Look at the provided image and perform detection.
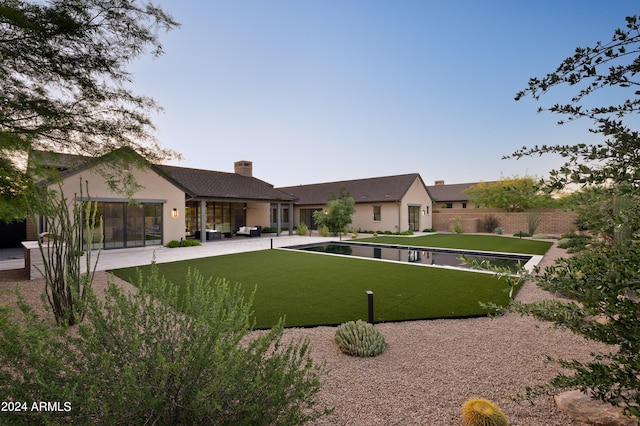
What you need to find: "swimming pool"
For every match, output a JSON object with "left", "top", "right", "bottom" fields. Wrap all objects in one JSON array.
[{"left": 282, "top": 241, "right": 534, "bottom": 271}]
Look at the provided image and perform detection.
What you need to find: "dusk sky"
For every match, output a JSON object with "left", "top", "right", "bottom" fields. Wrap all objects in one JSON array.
[{"left": 130, "top": 1, "right": 637, "bottom": 188}]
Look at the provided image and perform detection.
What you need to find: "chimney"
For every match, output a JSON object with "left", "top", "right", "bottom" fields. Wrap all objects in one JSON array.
[
  {"left": 434, "top": 180, "right": 445, "bottom": 185},
  {"left": 234, "top": 160, "right": 253, "bottom": 177}
]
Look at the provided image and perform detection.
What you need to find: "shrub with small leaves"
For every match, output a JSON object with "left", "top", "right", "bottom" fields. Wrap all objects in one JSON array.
[
  {"left": 334, "top": 320, "right": 387, "bottom": 357},
  {"left": 461, "top": 398, "right": 509, "bottom": 426}
]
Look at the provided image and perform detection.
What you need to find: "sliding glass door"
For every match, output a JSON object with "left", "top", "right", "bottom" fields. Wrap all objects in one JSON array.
[{"left": 84, "top": 201, "right": 163, "bottom": 249}]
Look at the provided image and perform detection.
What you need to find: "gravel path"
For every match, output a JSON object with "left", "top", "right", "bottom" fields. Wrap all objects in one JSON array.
[{"left": 0, "top": 242, "right": 611, "bottom": 425}]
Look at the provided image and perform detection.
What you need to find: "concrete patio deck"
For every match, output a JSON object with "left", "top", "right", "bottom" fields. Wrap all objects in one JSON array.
[{"left": 0, "top": 234, "right": 334, "bottom": 278}]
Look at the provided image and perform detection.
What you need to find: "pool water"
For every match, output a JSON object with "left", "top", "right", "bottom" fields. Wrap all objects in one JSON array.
[{"left": 283, "top": 241, "right": 531, "bottom": 271}]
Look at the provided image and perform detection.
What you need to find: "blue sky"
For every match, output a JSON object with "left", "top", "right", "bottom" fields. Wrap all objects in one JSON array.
[{"left": 131, "top": 1, "right": 637, "bottom": 187}]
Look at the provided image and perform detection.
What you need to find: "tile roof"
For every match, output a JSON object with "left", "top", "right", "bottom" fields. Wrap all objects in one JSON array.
[
  {"left": 278, "top": 173, "right": 424, "bottom": 205},
  {"left": 157, "top": 165, "right": 296, "bottom": 202},
  {"left": 30, "top": 150, "right": 296, "bottom": 202}
]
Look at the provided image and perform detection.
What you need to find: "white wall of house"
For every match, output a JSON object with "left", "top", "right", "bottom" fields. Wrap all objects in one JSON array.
[{"left": 58, "top": 165, "right": 186, "bottom": 245}]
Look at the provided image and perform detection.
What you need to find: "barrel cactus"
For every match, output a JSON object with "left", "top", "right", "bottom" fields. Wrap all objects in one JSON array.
[
  {"left": 461, "top": 398, "right": 508, "bottom": 426},
  {"left": 334, "top": 320, "right": 387, "bottom": 357}
]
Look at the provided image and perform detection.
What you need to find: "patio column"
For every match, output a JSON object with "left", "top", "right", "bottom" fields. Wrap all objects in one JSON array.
[
  {"left": 276, "top": 202, "right": 282, "bottom": 236},
  {"left": 200, "top": 200, "right": 206, "bottom": 243},
  {"left": 289, "top": 202, "right": 294, "bottom": 235}
]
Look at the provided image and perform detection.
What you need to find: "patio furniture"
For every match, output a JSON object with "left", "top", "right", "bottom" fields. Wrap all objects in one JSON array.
[{"left": 236, "top": 226, "right": 262, "bottom": 237}]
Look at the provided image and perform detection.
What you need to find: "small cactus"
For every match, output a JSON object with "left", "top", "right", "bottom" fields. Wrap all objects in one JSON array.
[
  {"left": 334, "top": 320, "right": 387, "bottom": 357},
  {"left": 461, "top": 398, "right": 508, "bottom": 426}
]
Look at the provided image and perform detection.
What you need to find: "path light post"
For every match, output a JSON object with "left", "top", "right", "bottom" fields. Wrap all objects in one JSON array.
[{"left": 366, "top": 290, "right": 374, "bottom": 324}]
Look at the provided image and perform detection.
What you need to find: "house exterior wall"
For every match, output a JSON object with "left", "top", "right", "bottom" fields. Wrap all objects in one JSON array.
[
  {"left": 58, "top": 166, "right": 186, "bottom": 244},
  {"left": 246, "top": 202, "right": 270, "bottom": 228},
  {"left": 291, "top": 177, "right": 433, "bottom": 233},
  {"left": 397, "top": 177, "right": 433, "bottom": 232}
]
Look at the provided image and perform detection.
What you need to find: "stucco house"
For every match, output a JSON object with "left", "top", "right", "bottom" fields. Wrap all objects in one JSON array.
[
  {"left": 26, "top": 149, "right": 433, "bottom": 249},
  {"left": 29, "top": 150, "right": 296, "bottom": 249},
  {"left": 278, "top": 174, "right": 432, "bottom": 233}
]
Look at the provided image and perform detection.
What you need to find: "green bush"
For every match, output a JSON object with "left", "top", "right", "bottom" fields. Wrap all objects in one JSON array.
[
  {"left": 422, "top": 228, "right": 435, "bottom": 232},
  {"left": 261, "top": 226, "right": 277, "bottom": 233},
  {"left": 0, "top": 266, "right": 331, "bottom": 425},
  {"left": 513, "top": 231, "right": 531, "bottom": 238},
  {"left": 557, "top": 233, "right": 593, "bottom": 252},
  {"left": 450, "top": 216, "right": 463, "bottom": 234},
  {"left": 296, "top": 223, "right": 309, "bottom": 236},
  {"left": 318, "top": 224, "right": 329, "bottom": 237},
  {"left": 334, "top": 320, "right": 387, "bottom": 357},
  {"left": 166, "top": 239, "right": 201, "bottom": 248},
  {"left": 532, "top": 233, "right": 548, "bottom": 239}
]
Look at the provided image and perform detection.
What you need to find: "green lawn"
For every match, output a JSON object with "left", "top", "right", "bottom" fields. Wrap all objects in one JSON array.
[
  {"left": 355, "top": 234, "right": 553, "bottom": 255},
  {"left": 111, "top": 247, "right": 529, "bottom": 329}
]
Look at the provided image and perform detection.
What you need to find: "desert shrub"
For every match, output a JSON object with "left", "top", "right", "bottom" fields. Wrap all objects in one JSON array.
[
  {"left": 450, "top": 216, "right": 463, "bottom": 234},
  {"left": 527, "top": 209, "right": 544, "bottom": 235},
  {"left": 532, "top": 233, "right": 548, "bottom": 239},
  {"left": 513, "top": 231, "right": 531, "bottom": 238},
  {"left": 494, "top": 227, "right": 504, "bottom": 235},
  {"left": 334, "top": 320, "right": 386, "bottom": 357},
  {"left": 557, "top": 233, "right": 593, "bottom": 252},
  {"left": 0, "top": 266, "right": 331, "bottom": 425},
  {"left": 461, "top": 398, "right": 508, "bottom": 426},
  {"left": 482, "top": 215, "right": 501, "bottom": 233},
  {"left": 318, "top": 224, "right": 329, "bottom": 237},
  {"left": 296, "top": 223, "right": 309, "bottom": 236}
]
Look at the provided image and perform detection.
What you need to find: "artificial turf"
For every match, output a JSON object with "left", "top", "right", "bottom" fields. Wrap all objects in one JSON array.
[
  {"left": 355, "top": 234, "right": 553, "bottom": 255},
  {"left": 110, "top": 248, "right": 522, "bottom": 329}
]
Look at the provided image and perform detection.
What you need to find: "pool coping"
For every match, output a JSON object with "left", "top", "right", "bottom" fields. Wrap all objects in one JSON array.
[{"left": 280, "top": 240, "right": 543, "bottom": 274}]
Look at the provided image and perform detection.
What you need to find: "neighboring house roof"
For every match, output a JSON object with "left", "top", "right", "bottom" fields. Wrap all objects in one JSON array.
[
  {"left": 157, "top": 165, "right": 296, "bottom": 202},
  {"left": 426, "top": 181, "right": 495, "bottom": 202},
  {"left": 278, "top": 173, "right": 426, "bottom": 205}
]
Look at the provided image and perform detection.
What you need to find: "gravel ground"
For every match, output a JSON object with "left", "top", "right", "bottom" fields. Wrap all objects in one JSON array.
[{"left": 0, "top": 242, "right": 612, "bottom": 425}]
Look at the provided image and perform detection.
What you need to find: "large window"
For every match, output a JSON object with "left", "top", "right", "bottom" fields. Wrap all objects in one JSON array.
[
  {"left": 84, "top": 201, "right": 163, "bottom": 250},
  {"left": 185, "top": 201, "right": 245, "bottom": 238}
]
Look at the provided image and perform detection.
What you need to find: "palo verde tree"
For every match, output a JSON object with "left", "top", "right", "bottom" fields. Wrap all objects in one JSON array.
[
  {"left": 313, "top": 186, "right": 356, "bottom": 235},
  {"left": 463, "top": 176, "right": 555, "bottom": 212},
  {"left": 511, "top": 13, "right": 640, "bottom": 419},
  {"left": 463, "top": 176, "right": 557, "bottom": 234},
  {"left": 0, "top": 0, "right": 180, "bottom": 221}
]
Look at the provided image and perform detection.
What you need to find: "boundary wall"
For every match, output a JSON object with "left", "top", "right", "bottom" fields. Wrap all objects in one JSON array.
[{"left": 432, "top": 208, "right": 577, "bottom": 236}]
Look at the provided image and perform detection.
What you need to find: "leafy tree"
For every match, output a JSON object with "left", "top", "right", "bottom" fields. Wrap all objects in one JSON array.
[
  {"left": 512, "top": 15, "right": 640, "bottom": 191},
  {"left": 0, "top": 0, "right": 180, "bottom": 221},
  {"left": 313, "top": 186, "right": 356, "bottom": 234},
  {"left": 463, "top": 176, "right": 554, "bottom": 212},
  {"left": 512, "top": 13, "right": 640, "bottom": 419},
  {"left": 0, "top": 266, "right": 331, "bottom": 424}
]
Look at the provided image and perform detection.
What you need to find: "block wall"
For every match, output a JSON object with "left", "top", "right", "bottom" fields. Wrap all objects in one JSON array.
[{"left": 432, "top": 208, "right": 577, "bottom": 236}]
